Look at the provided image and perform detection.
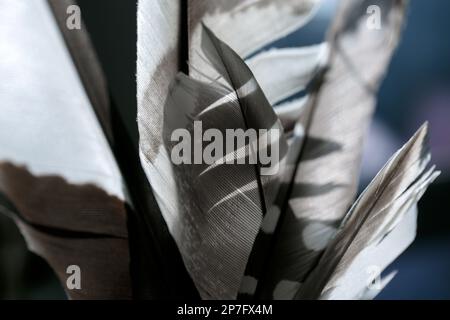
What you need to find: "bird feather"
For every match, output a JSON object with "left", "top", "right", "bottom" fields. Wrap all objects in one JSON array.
[
  {"left": 253, "top": 0, "right": 409, "bottom": 299},
  {"left": 296, "top": 123, "right": 439, "bottom": 299},
  {"left": 0, "top": 0, "right": 131, "bottom": 299}
]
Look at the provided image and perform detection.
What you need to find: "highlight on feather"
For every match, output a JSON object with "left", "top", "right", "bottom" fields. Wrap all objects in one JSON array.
[{"left": 158, "top": 25, "right": 288, "bottom": 299}]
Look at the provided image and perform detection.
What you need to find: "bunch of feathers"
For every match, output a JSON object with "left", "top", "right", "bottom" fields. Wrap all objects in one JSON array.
[{"left": 0, "top": 0, "right": 439, "bottom": 300}]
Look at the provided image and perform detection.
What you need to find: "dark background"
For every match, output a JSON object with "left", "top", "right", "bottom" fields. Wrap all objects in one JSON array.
[{"left": 0, "top": 0, "right": 449, "bottom": 299}]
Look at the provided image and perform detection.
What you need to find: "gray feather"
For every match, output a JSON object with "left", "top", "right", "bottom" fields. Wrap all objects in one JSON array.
[
  {"left": 254, "top": 0, "right": 409, "bottom": 299},
  {"left": 157, "top": 26, "right": 287, "bottom": 299},
  {"left": 296, "top": 123, "right": 440, "bottom": 299}
]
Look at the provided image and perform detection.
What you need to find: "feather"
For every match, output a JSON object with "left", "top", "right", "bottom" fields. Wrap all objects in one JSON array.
[
  {"left": 189, "top": 3, "right": 329, "bottom": 299},
  {"left": 296, "top": 124, "right": 440, "bottom": 299},
  {"left": 189, "top": 0, "right": 321, "bottom": 65},
  {"left": 247, "top": 44, "right": 329, "bottom": 106},
  {"left": 156, "top": 25, "right": 287, "bottom": 299},
  {"left": 137, "top": 0, "right": 182, "bottom": 250},
  {"left": 136, "top": 0, "right": 202, "bottom": 299},
  {"left": 138, "top": 0, "right": 324, "bottom": 299},
  {"left": 253, "top": 0, "right": 409, "bottom": 299},
  {"left": 189, "top": 1, "right": 328, "bottom": 140},
  {"left": 0, "top": 165, "right": 131, "bottom": 300},
  {"left": 0, "top": 0, "right": 130, "bottom": 299}
]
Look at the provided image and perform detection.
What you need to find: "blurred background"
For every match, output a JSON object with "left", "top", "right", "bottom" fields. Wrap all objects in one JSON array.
[{"left": 0, "top": 0, "right": 449, "bottom": 299}]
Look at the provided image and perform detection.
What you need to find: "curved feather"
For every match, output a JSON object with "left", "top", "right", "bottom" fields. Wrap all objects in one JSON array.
[
  {"left": 255, "top": 0, "right": 409, "bottom": 299},
  {"left": 296, "top": 124, "right": 439, "bottom": 299},
  {"left": 159, "top": 26, "right": 287, "bottom": 299}
]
